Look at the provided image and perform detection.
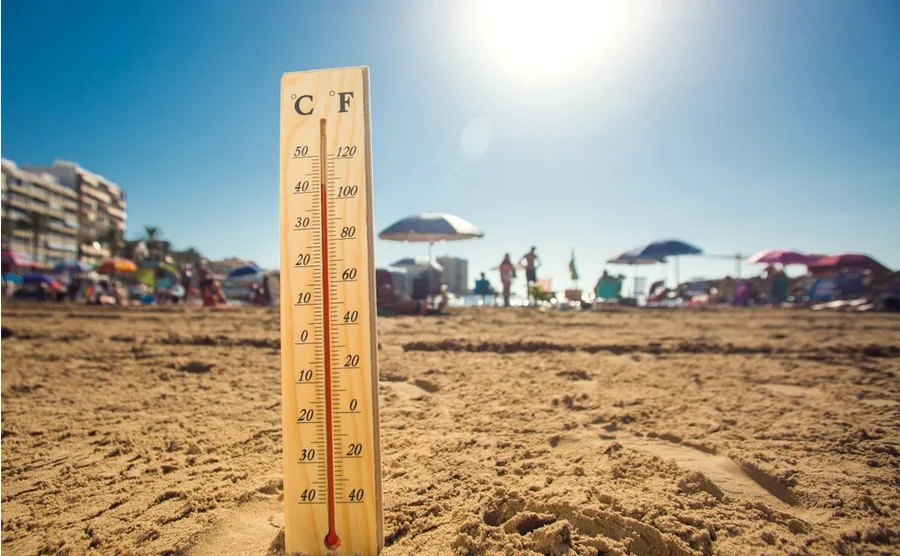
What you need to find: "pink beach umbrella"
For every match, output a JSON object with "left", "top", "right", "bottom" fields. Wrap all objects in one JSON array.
[
  {"left": 747, "top": 249, "right": 816, "bottom": 266},
  {"left": 1, "top": 249, "right": 39, "bottom": 268},
  {"left": 807, "top": 253, "right": 890, "bottom": 274}
]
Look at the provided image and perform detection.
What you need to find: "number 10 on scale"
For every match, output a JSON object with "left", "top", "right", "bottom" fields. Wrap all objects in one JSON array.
[{"left": 280, "top": 67, "right": 383, "bottom": 555}]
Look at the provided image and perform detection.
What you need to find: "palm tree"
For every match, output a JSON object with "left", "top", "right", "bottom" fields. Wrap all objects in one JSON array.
[
  {"left": 19, "top": 210, "right": 50, "bottom": 266},
  {"left": 96, "top": 225, "right": 125, "bottom": 258},
  {"left": 172, "top": 246, "right": 203, "bottom": 266}
]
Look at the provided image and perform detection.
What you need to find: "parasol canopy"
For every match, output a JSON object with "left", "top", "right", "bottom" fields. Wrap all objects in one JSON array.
[
  {"left": 807, "top": 253, "right": 890, "bottom": 274},
  {"left": 227, "top": 265, "right": 265, "bottom": 279},
  {"left": 626, "top": 239, "right": 702, "bottom": 259},
  {"left": 96, "top": 257, "right": 137, "bottom": 274},
  {"left": 624, "top": 239, "right": 702, "bottom": 286},
  {"left": 51, "top": 260, "right": 93, "bottom": 274},
  {"left": 379, "top": 212, "right": 483, "bottom": 259},
  {"left": 2, "top": 273, "right": 24, "bottom": 284},
  {"left": 22, "top": 273, "right": 56, "bottom": 284},
  {"left": 379, "top": 213, "right": 483, "bottom": 243},
  {"left": 747, "top": 249, "right": 816, "bottom": 266},
  {"left": 390, "top": 256, "right": 443, "bottom": 272},
  {"left": 1, "top": 249, "right": 38, "bottom": 268},
  {"left": 606, "top": 251, "right": 666, "bottom": 265}
]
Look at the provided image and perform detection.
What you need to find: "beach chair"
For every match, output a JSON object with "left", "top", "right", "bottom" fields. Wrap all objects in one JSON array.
[
  {"left": 593, "top": 278, "right": 622, "bottom": 307},
  {"left": 473, "top": 278, "right": 494, "bottom": 305},
  {"left": 474, "top": 278, "right": 493, "bottom": 296},
  {"left": 564, "top": 289, "right": 583, "bottom": 303},
  {"left": 835, "top": 274, "right": 864, "bottom": 298},
  {"left": 805, "top": 278, "right": 837, "bottom": 303},
  {"left": 732, "top": 283, "right": 751, "bottom": 306}
]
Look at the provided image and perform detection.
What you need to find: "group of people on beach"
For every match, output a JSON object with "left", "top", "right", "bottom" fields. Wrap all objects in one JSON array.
[
  {"left": 473, "top": 246, "right": 542, "bottom": 307},
  {"left": 2, "top": 258, "right": 238, "bottom": 308}
]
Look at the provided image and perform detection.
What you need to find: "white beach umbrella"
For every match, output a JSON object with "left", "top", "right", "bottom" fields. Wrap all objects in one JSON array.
[{"left": 379, "top": 212, "right": 484, "bottom": 259}]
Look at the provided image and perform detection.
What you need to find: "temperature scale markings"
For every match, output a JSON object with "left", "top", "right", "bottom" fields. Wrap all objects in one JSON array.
[{"left": 317, "top": 117, "right": 342, "bottom": 552}]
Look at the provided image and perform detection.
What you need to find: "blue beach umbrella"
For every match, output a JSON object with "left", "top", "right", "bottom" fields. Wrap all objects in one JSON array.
[
  {"left": 227, "top": 265, "right": 265, "bottom": 279},
  {"left": 606, "top": 251, "right": 666, "bottom": 298},
  {"left": 626, "top": 239, "right": 702, "bottom": 259},
  {"left": 625, "top": 240, "right": 703, "bottom": 286},
  {"left": 2, "top": 273, "right": 24, "bottom": 284},
  {"left": 22, "top": 273, "right": 56, "bottom": 284},
  {"left": 51, "top": 260, "right": 93, "bottom": 274}
]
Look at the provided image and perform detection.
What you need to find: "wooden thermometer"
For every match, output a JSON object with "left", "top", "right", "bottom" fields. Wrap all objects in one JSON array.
[{"left": 280, "top": 67, "right": 383, "bottom": 555}]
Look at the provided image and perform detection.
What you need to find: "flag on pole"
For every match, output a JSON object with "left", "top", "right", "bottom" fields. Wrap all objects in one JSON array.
[{"left": 569, "top": 249, "right": 579, "bottom": 281}]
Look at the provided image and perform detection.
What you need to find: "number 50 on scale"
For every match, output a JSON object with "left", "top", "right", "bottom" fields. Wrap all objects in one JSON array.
[{"left": 280, "top": 67, "right": 383, "bottom": 555}]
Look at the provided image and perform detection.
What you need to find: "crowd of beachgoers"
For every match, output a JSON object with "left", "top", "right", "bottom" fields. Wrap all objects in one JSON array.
[
  {"left": 1, "top": 258, "right": 273, "bottom": 308},
  {"left": 4, "top": 245, "right": 899, "bottom": 315}
]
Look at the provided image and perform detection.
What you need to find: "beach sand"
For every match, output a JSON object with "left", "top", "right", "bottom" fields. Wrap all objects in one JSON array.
[{"left": 1, "top": 304, "right": 898, "bottom": 555}]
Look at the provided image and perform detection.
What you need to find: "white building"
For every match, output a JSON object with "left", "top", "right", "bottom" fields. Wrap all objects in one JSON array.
[
  {"left": 21, "top": 160, "right": 127, "bottom": 265},
  {"left": 436, "top": 256, "right": 469, "bottom": 295}
]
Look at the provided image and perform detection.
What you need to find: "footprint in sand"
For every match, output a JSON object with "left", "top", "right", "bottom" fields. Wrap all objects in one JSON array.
[
  {"left": 761, "top": 383, "right": 824, "bottom": 399},
  {"left": 388, "top": 379, "right": 438, "bottom": 401},
  {"left": 613, "top": 433, "right": 826, "bottom": 523},
  {"left": 381, "top": 378, "right": 453, "bottom": 424},
  {"left": 186, "top": 499, "right": 283, "bottom": 556}
]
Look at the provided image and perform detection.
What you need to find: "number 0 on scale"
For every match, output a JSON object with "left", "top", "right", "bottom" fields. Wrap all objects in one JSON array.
[{"left": 280, "top": 67, "right": 383, "bottom": 555}]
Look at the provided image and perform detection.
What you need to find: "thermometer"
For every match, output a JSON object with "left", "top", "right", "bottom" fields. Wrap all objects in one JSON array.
[{"left": 280, "top": 66, "right": 383, "bottom": 555}]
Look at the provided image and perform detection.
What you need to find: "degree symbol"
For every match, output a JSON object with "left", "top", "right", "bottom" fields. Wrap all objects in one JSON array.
[
  {"left": 329, "top": 90, "right": 336, "bottom": 96},
  {"left": 291, "top": 94, "right": 297, "bottom": 99}
]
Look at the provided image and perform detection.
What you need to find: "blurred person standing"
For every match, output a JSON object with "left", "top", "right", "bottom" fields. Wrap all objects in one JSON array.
[{"left": 499, "top": 253, "right": 516, "bottom": 307}]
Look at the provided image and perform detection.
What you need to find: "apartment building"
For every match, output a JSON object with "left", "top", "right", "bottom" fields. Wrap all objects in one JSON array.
[
  {"left": 436, "top": 255, "right": 470, "bottom": 295},
  {"left": 21, "top": 160, "right": 127, "bottom": 265},
  {"left": 1, "top": 158, "right": 80, "bottom": 268}
]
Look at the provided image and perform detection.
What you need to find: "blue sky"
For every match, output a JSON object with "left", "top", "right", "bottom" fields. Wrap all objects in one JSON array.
[{"left": 3, "top": 0, "right": 899, "bottom": 293}]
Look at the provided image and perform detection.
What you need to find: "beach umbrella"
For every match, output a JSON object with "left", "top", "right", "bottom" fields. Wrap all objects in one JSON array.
[
  {"left": 606, "top": 251, "right": 665, "bottom": 297},
  {"left": 1, "top": 249, "right": 38, "bottom": 268},
  {"left": 51, "top": 260, "right": 93, "bottom": 274},
  {"left": 626, "top": 239, "right": 702, "bottom": 286},
  {"left": 747, "top": 249, "right": 816, "bottom": 266},
  {"left": 390, "top": 256, "right": 443, "bottom": 272},
  {"left": 807, "top": 253, "right": 890, "bottom": 274},
  {"left": 606, "top": 251, "right": 667, "bottom": 265},
  {"left": 379, "top": 212, "right": 484, "bottom": 259},
  {"left": 96, "top": 257, "right": 137, "bottom": 274},
  {"left": 227, "top": 264, "right": 265, "bottom": 279},
  {"left": 2, "top": 273, "right": 24, "bottom": 284},
  {"left": 627, "top": 239, "right": 702, "bottom": 259},
  {"left": 22, "top": 273, "right": 56, "bottom": 284}
]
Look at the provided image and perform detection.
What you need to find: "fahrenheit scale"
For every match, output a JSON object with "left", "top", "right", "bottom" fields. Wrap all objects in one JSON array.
[{"left": 280, "top": 67, "right": 383, "bottom": 555}]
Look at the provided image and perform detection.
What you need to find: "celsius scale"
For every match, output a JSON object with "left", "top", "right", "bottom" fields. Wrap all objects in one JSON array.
[{"left": 280, "top": 67, "right": 383, "bottom": 555}]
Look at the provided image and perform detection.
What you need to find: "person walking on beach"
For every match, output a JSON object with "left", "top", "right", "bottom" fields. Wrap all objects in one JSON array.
[
  {"left": 180, "top": 263, "right": 194, "bottom": 305},
  {"left": 499, "top": 254, "right": 516, "bottom": 307},
  {"left": 520, "top": 246, "right": 540, "bottom": 304}
]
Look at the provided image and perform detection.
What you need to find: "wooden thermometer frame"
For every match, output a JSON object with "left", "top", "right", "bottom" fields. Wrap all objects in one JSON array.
[{"left": 280, "top": 66, "right": 383, "bottom": 555}]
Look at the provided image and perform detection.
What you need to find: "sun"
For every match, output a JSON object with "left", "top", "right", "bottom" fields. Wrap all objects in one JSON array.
[{"left": 468, "top": 0, "right": 656, "bottom": 85}]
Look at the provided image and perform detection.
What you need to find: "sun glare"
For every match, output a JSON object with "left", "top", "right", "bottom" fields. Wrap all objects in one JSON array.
[{"left": 470, "top": 0, "right": 657, "bottom": 85}]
